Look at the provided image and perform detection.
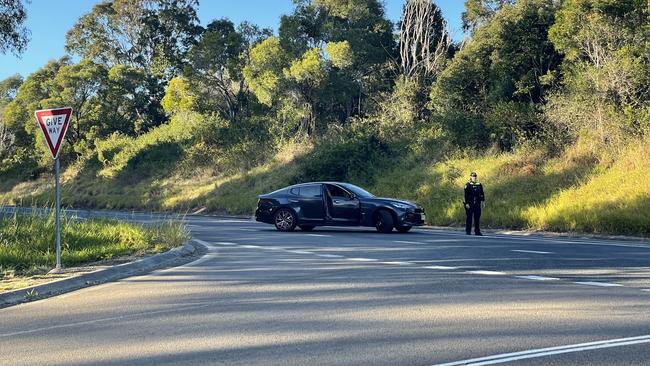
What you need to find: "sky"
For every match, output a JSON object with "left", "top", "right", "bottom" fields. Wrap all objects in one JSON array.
[{"left": 0, "top": 0, "right": 466, "bottom": 81}]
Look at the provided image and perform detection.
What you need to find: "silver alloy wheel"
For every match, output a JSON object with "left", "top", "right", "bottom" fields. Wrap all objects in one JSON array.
[{"left": 275, "top": 210, "right": 294, "bottom": 230}]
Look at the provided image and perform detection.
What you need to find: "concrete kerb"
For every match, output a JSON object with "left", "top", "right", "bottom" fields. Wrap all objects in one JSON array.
[{"left": 0, "top": 240, "right": 208, "bottom": 309}]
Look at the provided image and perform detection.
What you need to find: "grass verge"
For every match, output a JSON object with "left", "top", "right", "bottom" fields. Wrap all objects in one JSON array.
[{"left": 0, "top": 210, "right": 189, "bottom": 278}]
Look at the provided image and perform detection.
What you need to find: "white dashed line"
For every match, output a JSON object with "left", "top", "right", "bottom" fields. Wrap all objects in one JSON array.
[
  {"left": 422, "top": 265, "right": 459, "bottom": 270},
  {"left": 306, "top": 234, "right": 332, "bottom": 237},
  {"left": 214, "top": 242, "right": 237, "bottom": 246},
  {"left": 573, "top": 281, "right": 623, "bottom": 287},
  {"left": 241, "top": 245, "right": 261, "bottom": 249},
  {"left": 347, "top": 258, "right": 378, "bottom": 262},
  {"left": 515, "top": 275, "right": 560, "bottom": 281},
  {"left": 430, "top": 334, "right": 650, "bottom": 366},
  {"left": 395, "top": 240, "right": 425, "bottom": 245},
  {"left": 382, "top": 261, "right": 414, "bottom": 266},
  {"left": 288, "top": 250, "right": 313, "bottom": 254},
  {"left": 511, "top": 250, "right": 552, "bottom": 254},
  {"left": 467, "top": 270, "right": 507, "bottom": 276},
  {"left": 316, "top": 254, "right": 344, "bottom": 258}
]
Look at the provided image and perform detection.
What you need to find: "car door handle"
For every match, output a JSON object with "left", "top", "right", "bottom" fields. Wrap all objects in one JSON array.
[
  {"left": 289, "top": 199, "right": 299, "bottom": 203},
  {"left": 333, "top": 200, "right": 341, "bottom": 204}
]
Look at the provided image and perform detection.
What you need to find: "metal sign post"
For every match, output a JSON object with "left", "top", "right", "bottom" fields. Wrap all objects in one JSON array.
[
  {"left": 55, "top": 156, "right": 61, "bottom": 271},
  {"left": 34, "top": 107, "right": 73, "bottom": 274}
]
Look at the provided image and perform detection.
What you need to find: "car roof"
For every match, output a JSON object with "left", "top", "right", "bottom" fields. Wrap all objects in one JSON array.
[
  {"left": 286, "top": 182, "right": 347, "bottom": 188},
  {"left": 260, "top": 182, "right": 354, "bottom": 197}
]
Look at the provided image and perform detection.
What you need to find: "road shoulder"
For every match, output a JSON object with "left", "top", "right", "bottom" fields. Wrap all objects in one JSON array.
[{"left": 0, "top": 240, "right": 208, "bottom": 309}]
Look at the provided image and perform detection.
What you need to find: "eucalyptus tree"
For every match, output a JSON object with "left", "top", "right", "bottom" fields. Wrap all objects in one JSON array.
[{"left": 0, "top": 0, "right": 29, "bottom": 55}]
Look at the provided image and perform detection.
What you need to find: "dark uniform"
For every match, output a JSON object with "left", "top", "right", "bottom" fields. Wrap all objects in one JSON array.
[{"left": 464, "top": 180, "right": 485, "bottom": 235}]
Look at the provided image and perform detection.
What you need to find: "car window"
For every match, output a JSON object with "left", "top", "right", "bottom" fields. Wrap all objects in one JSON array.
[
  {"left": 326, "top": 184, "right": 351, "bottom": 199},
  {"left": 299, "top": 185, "right": 322, "bottom": 197},
  {"left": 290, "top": 188, "right": 300, "bottom": 195}
]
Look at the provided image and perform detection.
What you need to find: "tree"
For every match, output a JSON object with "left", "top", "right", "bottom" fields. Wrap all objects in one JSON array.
[
  {"left": 104, "top": 64, "right": 166, "bottom": 134},
  {"left": 66, "top": 0, "right": 201, "bottom": 77},
  {"left": 399, "top": 0, "right": 451, "bottom": 82},
  {"left": 0, "top": 74, "right": 22, "bottom": 113},
  {"left": 44, "top": 60, "right": 108, "bottom": 153},
  {"left": 184, "top": 19, "right": 271, "bottom": 119},
  {"left": 0, "top": 0, "right": 30, "bottom": 55},
  {"left": 2, "top": 59, "right": 68, "bottom": 151},
  {"left": 277, "top": 0, "right": 396, "bottom": 120},
  {"left": 431, "top": 0, "right": 562, "bottom": 149},
  {"left": 462, "top": 0, "right": 516, "bottom": 34},
  {"left": 0, "top": 75, "right": 23, "bottom": 159},
  {"left": 243, "top": 36, "right": 290, "bottom": 108},
  {"left": 547, "top": 0, "right": 650, "bottom": 146},
  {"left": 284, "top": 48, "right": 327, "bottom": 134}
]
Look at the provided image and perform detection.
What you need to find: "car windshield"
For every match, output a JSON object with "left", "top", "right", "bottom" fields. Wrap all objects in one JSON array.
[{"left": 340, "top": 183, "right": 375, "bottom": 198}]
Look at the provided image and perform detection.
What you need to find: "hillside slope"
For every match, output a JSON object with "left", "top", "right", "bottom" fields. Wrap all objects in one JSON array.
[{"left": 2, "top": 134, "right": 648, "bottom": 237}]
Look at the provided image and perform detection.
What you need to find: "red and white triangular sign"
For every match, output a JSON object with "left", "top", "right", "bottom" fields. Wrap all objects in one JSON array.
[{"left": 34, "top": 107, "right": 73, "bottom": 159}]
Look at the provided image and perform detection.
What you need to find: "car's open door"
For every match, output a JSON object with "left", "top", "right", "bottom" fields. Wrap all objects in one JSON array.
[{"left": 325, "top": 184, "right": 361, "bottom": 225}]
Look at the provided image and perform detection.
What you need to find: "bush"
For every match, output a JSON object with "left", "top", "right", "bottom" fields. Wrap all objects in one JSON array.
[{"left": 293, "top": 132, "right": 393, "bottom": 184}]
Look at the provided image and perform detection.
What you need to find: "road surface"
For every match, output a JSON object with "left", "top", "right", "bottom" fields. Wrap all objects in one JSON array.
[{"left": 1, "top": 212, "right": 650, "bottom": 365}]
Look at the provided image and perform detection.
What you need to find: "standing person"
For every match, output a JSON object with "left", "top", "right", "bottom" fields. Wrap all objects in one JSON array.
[{"left": 464, "top": 172, "right": 485, "bottom": 235}]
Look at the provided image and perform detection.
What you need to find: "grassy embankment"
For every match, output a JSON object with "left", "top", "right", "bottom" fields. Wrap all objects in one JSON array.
[
  {"left": 1, "top": 118, "right": 649, "bottom": 237},
  {"left": 0, "top": 209, "right": 188, "bottom": 278}
]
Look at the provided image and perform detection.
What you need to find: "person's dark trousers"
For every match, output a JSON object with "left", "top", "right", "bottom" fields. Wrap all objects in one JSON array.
[{"left": 465, "top": 204, "right": 482, "bottom": 234}]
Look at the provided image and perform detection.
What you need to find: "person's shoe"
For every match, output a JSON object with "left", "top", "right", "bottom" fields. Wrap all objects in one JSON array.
[{"left": 474, "top": 232, "right": 483, "bottom": 236}]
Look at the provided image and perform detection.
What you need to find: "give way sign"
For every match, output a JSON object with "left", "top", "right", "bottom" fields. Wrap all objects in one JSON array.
[{"left": 34, "top": 107, "right": 73, "bottom": 159}]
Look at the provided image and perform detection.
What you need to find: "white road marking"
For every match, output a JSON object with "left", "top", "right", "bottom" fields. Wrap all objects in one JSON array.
[
  {"left": 430, "top": 334, "right": 650, "bottom": 366},
  {"left": 382, "top": 261, "right": 414, "bottom": 266},
  {"left": 288, "top": 250, "right": 313, "bottom": 254},
  {"left": 347, "top": 258, "right": 378, "bottom": 262},
  {"left": 422, "top": 265, "right": 459, "bottom": 270},
  {"left": 214, "top": 242, "right": 237, "bottom": 246},
  {"left": 395, "top": 240, "right": 425, "bottom": 245},
  {"left": 420, "top": 229, "right": 650, "bottom": 249},
  {"left": 306, "top": 234, "right": 332, "bottom": 237},
  {"left": 511, "top": 249, "right": 552, "bottom": 254},
  {"left": 467, "top": 270, "right": 507, "bottom": 276},
  {"left": 240, "top": 245, "right": 261, "bottom": 249},
  {"left": 316, "top": 254, "right": 344, "bottom": 258},
  {"left": 515, "top": 275, "right": 560, "bottom": 281},
  {"left": 573, "top": 281, "right": 623, "bottom": 287}
]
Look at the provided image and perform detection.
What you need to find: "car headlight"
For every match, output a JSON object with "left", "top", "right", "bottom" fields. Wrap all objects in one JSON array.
[{"left": 391, "top": 202, "right": 411, "bottom": 209}]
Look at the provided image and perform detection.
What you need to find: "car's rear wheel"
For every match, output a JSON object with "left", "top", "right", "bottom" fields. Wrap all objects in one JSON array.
[
  {"left": 274, "top": 208, "right": 297, "bottom": 232},
  {"left": 299, "top": 225, "right": 315, "bottom": 231},
  {"left": 396, "top": 226, "right": 412, "bottom": 233},
  {"left": 375, "top": 210, "right": 394, "bottom": 233}
]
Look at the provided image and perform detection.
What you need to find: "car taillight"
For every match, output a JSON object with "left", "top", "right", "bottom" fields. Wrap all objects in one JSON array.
[{"left": 258, "top": 199, "right": 273, "bottom": 208}]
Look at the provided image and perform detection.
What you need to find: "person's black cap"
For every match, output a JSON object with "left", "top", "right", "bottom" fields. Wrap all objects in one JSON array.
[{"left": 470, "top": 172, "right": 477, "bottom": 177}]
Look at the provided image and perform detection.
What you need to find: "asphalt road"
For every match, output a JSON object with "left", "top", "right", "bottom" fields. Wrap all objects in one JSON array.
[{"left": 2, "top": 212, "right": 650, "bottom": 365}]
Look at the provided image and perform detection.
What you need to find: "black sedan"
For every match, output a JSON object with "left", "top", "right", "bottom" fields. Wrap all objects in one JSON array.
[{"left": 255, "top": 182, "right": 426, "bottom": 233}]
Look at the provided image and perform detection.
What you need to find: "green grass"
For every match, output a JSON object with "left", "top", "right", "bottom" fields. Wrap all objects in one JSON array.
[
  {"left": 2, "top": 129, "right": 649, "bottom": 237},
  {"left": 0, "top": 210, "right": 189, "bottom": 276}
]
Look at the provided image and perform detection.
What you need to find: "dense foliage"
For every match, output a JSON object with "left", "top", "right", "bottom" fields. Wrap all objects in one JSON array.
[{"left": 1, "top": 0, "right": 649, "bottom": 235}]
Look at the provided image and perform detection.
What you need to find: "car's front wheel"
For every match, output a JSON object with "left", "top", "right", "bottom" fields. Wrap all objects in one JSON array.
[
  {"left": 299, "top": 225, "right": 315, "bottom": 231},
  {"left": 274, "top": 208, "right": 297, "bottom": 232},
  {"left": 396, "top": 226, "right": 412, "bottom": 233},
  {"left": 375, "top": 210, "right": 394, "bottom": 233}
]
